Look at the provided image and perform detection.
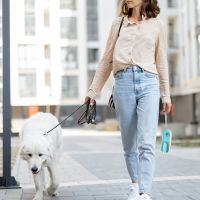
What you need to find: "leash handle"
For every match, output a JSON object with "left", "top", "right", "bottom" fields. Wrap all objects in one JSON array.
[{"left": 77, "top": 100, "right": 96, "bottom": 125}]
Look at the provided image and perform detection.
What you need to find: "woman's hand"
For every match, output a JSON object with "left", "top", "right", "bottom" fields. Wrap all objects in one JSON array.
[
  {"left": 84, "top": 96, "right": 96, "bottom": 105},
  {"left": 162, "top": 102, "right": 172, "bottom": 114}
]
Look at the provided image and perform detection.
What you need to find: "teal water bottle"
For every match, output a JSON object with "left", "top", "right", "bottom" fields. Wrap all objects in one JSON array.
[{"left": 161, "top": 112, "right": 172, "bottom": 154}]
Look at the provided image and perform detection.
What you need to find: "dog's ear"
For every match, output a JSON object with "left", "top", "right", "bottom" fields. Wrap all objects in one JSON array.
[
  {"left": 19, "top": 143, "right": 26, "bottom": 160},
  {"left": 48, "top": 145, "right": 54, "bottom": 160}
]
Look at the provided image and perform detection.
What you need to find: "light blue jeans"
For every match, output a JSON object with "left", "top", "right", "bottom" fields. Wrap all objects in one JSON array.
[{"left": 113, "top": 65, "right": 160, "bottom": 194}]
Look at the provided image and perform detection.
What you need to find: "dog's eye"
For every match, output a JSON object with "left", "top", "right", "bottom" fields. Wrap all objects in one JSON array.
[
  {"left": 28, "top": 154, "right": 32, "bottom": 157},
  {"left": 38, "top": 153, "right": 43, "bottom": 157}
]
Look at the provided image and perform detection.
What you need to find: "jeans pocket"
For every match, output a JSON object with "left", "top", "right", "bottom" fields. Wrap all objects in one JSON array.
[
  {"left": 114, "top": 70, "right": 124, "bottom": 79},
  {"left": 144, "top": 70, "right": 158, "bottom": 78}
]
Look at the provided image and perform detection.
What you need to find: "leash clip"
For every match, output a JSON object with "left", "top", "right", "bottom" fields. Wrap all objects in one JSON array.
[{"left": 43, "top": 131, "right": 48, "bottom": 136}]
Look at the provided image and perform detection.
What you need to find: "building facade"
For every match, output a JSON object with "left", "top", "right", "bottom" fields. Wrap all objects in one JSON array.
[
  {"left": 8, "top": 0, "right": 119, "bottom": 123},
  {"left": 160, "top": 0, "right": 200, "bottom": 124},
  {"left": 0, "top": 0, "right": 2, "bottom": 115}
]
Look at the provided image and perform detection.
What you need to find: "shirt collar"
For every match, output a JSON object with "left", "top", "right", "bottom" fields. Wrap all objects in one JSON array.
[{"left": 123, "top": 14, "right": 147, "bottom": 27}]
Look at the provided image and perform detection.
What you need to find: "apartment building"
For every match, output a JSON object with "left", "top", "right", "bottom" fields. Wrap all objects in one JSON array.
[
  {"left": 7, "top": 0, "right": 119, "bottom": 124},
  {"left": 160, "top": 0, "right": 200, "bottom": 123},
  {"left": 0, "top": 0, "right": 2, "bottom": 115}
]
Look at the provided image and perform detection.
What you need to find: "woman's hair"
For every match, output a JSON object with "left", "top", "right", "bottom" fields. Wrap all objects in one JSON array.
[{"left": 118, "top": 0, "right": 160, "bottom": 19}]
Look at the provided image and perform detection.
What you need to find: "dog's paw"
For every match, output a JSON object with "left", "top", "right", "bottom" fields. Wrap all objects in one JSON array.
[
  {"left": 33, "top": 198, "right": 43, "bottom": 200},
  {"left": 47, "top": 185, "right": 58, "bottom": 196},
  {"left": 33, "top": 194, "right": 43, "bottom": 200}
]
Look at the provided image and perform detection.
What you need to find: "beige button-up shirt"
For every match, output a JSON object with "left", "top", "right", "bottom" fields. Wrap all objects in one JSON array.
[{"left": 87, "top": 15, "right": 171, "bottom": 104}]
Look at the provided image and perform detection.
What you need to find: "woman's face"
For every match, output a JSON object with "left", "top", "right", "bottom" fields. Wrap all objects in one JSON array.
[{"left": 125, "top": 0, "right": 143, "bottom": 9}]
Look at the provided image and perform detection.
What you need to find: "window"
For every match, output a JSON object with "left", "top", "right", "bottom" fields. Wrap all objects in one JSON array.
[
  {"left": 167, "top": 0, "right": 178, "bottom": 8},
  {"left": 25, "top": 14, "right": 35, "bottom": 35},
  {"left": 45, "top": 70, "right": 51, "bottom": 96},
  {"left": 196, "top": 0, "right": 200, "bottom": 76},
  {"left": 44, "top": 9, "right": 50, "bottom": 27},
  {"left": 19, "top": 73, "right": 36, "bottom": 97},
  {"left": 25, "top": 0, "right": 35, "bottom": 36},
  {"left": 168, "top": 54, "right": 178, "bottom": 87},
  {"left": 197, "top": 35, "right": 200, "bottom": 76},
  {"left": 44, "top": 45, "right": 50, "bottom": 60},
  {"left": 25, "top": 0, "right": 34, "bottom": 10},
  {"left": 62, "top": 76, "right": 78, "bottom": 98},
  {"left": 0, "top": 58, "right": 2, "bottom": 71},
  {"left": 0, "top": 27, "right": 2, "bottom": 38},
  {"left": 44, "top": 0, "right": 50, "bottom": 27},
  {"left": 60, "top": 17, "right": 77, "bottom": 39},
  {"left": 168, "top": 17, "right": 179, "bottom": 48},
  {"left": 61, "top": 47, "right": 78, "bottom": 69},
  {"left": 87, "top": 0, "right": 98, "bottom": 41},
  {"left": 88, "top": 48, "right": 98, "bottom": 88},
  {"left": 0, "top": 88, "right": 2, "bottom": 102},
  {"left": 60, "top": 0, "right": 76, "bottom": 10},
  {"left": 197, "top": 0, "right": 200, "bottom": 25},
  {"left": 88, "top": 48, "right": 98, "bottom": 70},
  {"left": 18, "top": 45, "right": 36, "bottom": 68}
]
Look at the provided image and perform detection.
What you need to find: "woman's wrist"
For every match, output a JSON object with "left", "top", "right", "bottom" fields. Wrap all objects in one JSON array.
[
  {"left": 161, "top": 96, "right": 171, "bottom": 104},
  {"left": 87, "top": 89, "right": 97, "bottom": 100}
]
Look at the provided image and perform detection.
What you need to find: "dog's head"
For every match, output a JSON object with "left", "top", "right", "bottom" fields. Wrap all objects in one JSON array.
[{"left": 20, "top": 136, "right": 53, "bottom": 175}]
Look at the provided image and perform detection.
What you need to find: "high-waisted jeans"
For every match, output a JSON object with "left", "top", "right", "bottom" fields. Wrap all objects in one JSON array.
[{"left": 113, "top": 65, "right": 160, "bottom": 194}]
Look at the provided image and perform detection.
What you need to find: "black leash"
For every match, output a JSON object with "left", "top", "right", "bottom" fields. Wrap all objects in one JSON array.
[
  {"left": 77, "top": 101, "right": 96, "bottom": 125},
  {"left": 44, "top": 100, "right": 96, "bottom": 136}
]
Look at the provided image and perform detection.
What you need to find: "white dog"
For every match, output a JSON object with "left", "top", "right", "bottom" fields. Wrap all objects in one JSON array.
[{"left": 20, "top": 112, "right": 62, "bottom": 200}]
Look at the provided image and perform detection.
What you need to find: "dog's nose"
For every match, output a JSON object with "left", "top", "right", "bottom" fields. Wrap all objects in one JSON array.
[{"left": 31, "top": 166, "right": 38, "bottom": 173}]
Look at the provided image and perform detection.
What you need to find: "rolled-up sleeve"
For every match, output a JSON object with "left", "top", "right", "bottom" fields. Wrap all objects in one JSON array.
[
  {"left": 87, "top": 18, "right": 120, "bottom": 99},
  {"left": 155, "top": 21, "right": 171, "bottom": 104}
]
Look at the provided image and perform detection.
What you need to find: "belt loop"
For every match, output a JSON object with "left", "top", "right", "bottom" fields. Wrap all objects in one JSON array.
[
  {"left": 134, "top": 65, "right": 138, "bottom": 72},
  {"left": 135, "top": 65, "right": 143, "bottom": 72}
]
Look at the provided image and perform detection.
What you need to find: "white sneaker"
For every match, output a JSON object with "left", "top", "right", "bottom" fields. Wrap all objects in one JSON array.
[
  {"left": 127, "top": 184, "right": 139, "bottom": 200},
  {"left": 139, "top": 193, "right": 152, "bottom": 200}
]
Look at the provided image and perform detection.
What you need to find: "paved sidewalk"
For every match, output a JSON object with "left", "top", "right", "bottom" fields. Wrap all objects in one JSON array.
[{"left": 2, "top": 128, "right": 200, "bottom": 200}]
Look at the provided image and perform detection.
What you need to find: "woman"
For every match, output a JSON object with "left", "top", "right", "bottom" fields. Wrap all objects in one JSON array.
[{"left": 85, "top": 0, "right": 172, "bottom": 199}]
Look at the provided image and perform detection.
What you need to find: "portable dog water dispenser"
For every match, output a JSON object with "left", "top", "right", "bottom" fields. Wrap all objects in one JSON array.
[{"left": 161, "top": 112, "right": 172, "bottom": 154}]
